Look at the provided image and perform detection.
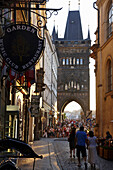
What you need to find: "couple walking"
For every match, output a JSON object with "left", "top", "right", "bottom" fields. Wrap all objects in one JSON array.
[{"left": 68, "top": 126, "right": 97, "bottom": 169}]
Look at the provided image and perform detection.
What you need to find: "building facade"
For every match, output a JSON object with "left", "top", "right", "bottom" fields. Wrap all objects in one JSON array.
[
  {"left": 42, "top": 29, "right": 59, "bottom": 127},
  {"left": 91, "top": 0, "right": 113, "bottom": 137}
]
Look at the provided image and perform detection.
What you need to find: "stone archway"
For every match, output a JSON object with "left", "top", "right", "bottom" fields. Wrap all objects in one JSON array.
[{"left": 57, "top": 94, "right": 89, "bottom": 120}]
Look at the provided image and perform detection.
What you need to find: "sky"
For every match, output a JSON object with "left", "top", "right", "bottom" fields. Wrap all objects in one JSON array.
[{"left": 46, "top": 0, "right": 97, "bottom": 111}]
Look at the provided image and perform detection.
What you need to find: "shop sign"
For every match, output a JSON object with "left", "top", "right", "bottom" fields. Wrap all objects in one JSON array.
[
  {"left": 0, "top": 24, "right": 44, "bottom": 73},
  {"left": 31, "top": 95, "right": 40, "bottom": 117}
]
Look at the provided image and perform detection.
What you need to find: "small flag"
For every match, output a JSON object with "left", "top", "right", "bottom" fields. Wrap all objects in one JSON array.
[
  {"left": 1, "top": 60, "right": 7, "bottom": 78},
  {"left": 25, "top": 66, "right": 35, "bottom": 88}
]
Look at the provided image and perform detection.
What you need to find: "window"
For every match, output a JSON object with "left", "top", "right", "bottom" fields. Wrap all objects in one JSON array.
[
  {"left": 73, "top": 58, "right": 76, "bottom": 65},
  {"left": 107, "top": 3, "right": 113, "bottom": 38},
  {"left": 107, "top": 59, "right": 112, "bottom": 92},
  {"left": 80, "top": 58, "right": 83, "bottom": 65},
  {"left": 77, "top": 59, "right": 79, "bottom": 65},
  {"left": 68, "top": 82, "right": 71, "bottom": 89},
  {"left": 66, "top": 58, "right": 69, "bottom": 65},
  {"left": 63, "top": 59, "right": 65, "bottom": 65},
  {"left": 81, "top": 84, "right": 84, "bottom": 89},
  {"left": 65, "top": 84, "right": 68, "bottom": 90},
  {"left": 77, "top": 84, "right": 80, "bottom": 90},
  {"left": 71, "top": 81, "right": 73, "bottom": 88},
  {"left": 70, "top": 58, "right": 72, "bottom": 65},
  {"left": 74, "top": 82, "right": 76, "bottom": 89}
]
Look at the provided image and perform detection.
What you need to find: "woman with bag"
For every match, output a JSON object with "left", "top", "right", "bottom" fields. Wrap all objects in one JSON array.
[
  {"left": 87, "top": 131, "right": 97, "bottom": 168},
  {"left": 68, "top": 127, "right": 76, "bottom": 158}
]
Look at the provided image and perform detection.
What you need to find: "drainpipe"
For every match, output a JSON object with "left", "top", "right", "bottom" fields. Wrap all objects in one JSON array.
[
  {"left": 93, "top": 2, "right": 103, "bottom": 137},
  {"left": 99, "top": 49, "right": 103, "bottom": 137},
  {"left": 93, "top": 2, "right": 100, "bottom": 46}
]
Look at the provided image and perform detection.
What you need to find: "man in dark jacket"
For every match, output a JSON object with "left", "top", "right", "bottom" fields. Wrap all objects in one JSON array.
[{"left": 76, "top": 126, "right": 88, "bottom": 169}]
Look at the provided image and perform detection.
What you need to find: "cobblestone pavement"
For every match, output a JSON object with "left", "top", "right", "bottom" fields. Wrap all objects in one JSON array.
[
  {"left": 18, "top": 138, "right": 113, "bottom": 170},
  {"left": 53, "top": 139, "right": 100, "bottom": 170}
]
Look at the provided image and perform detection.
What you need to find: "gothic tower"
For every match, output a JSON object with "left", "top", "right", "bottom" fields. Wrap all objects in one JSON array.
[{"left": 52, "top": 9, "right": 91, "bottom": 120}]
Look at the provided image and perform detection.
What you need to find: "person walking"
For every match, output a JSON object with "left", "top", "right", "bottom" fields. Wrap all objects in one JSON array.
[
  {"left": 106, "top": 131, "right": 112, "bottom": 140},
  {"left": 68, "top": 127, "right": 76, "bottom": 158},
  {"left": 87, "top": 131, "right": 97, "bottom": 169},
  {"left": 76, "top": 126, "right": 87, "bottom": 169}
]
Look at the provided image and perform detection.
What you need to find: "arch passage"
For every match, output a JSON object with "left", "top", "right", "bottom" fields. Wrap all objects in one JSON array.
[{"left": 57, "top": 94, "right": 89, "bottom": 116}]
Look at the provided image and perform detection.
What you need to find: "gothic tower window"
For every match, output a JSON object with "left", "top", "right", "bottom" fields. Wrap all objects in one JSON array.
[
  {"left": 74, "top": 82, "right": 76, "bottom": 89},
  {"left": 77, "top": 83, "right": 80, "bottom": 90},
  {"left": 70, "top": 58, "right": 72, "bottom": 65},
  {"left": 66, "top": 58, "right": 69, "bottom": 65},
  {"left": 63, "top": 58, "right": 65, "bottom": 65},
  {"left": 80, "top": 58, "right": 83, "bottom": 65},
  {"left": 71, "top": 81, "right": 73, "bottom": 88},
  {"left": 77, "top": 59, "right": 79, "bottom": 65},
  {"left": 65, "top": 84, "right": 68, "bottom": 90},
  {"left": 73, "top": 58, "right": 76, "bottom": 65}
]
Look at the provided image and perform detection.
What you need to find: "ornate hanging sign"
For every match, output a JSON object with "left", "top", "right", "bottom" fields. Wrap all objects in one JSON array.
[{"left": 0, "top": 24, "right": 44, "bottom": 73}]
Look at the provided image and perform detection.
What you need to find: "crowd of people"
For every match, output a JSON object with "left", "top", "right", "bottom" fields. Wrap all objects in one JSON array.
[
  {"left": 43, "top": 119, "right": 94, "bottom": 138},
  {"left": 43, "top": 119, "right": 112, "bottom": 169}
]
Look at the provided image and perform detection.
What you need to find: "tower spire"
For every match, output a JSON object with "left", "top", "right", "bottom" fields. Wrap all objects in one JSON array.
[
  {"left": 87, "top": 25, "right": 90, "bottom": 40},
  {"left": 78, "top": 0, "right": 80, "bottom": 11},
  {"left": 68, "top": 1, "right": 70, "bottom": 12}
]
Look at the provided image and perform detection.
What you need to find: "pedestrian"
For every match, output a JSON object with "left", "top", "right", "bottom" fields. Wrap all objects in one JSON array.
[
  {"left": 66, "top": 125, "right": 70, "bottom": 137},
  {"left": 106, "top": 131, "right": 112, "bottom": 140},
  {"left": 75, "top": 126, "right": 88, "bottom": 169},
  {"left": 87, "top": 131, "right": 97, "bottom": 168},
  {"left": 43, "top": 127, "right": 48, "bottom": 138},
  {"left": 68, "top": 127, "right": 76, "bottom": 158}
]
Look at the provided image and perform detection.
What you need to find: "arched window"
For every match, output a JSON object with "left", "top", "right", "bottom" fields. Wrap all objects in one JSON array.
[
  {"left": 107, "top": 59, "right": 112, "bottom": 92},
  {"left": 107, "top": 2, "right": 113, "bottom": 38}
]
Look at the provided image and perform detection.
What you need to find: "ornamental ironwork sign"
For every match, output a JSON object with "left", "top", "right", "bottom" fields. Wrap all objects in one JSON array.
[
  {"left": 0, "top": 0, "right": 62, "bottom": 73},
  {"left": 0, "top": 24, "right": 44, "bottom": 72}
]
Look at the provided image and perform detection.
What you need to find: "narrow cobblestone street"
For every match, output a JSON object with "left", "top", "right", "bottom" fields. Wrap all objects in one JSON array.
[{"left": 17, "top": 138, "right": 113, "bottom": 170}]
